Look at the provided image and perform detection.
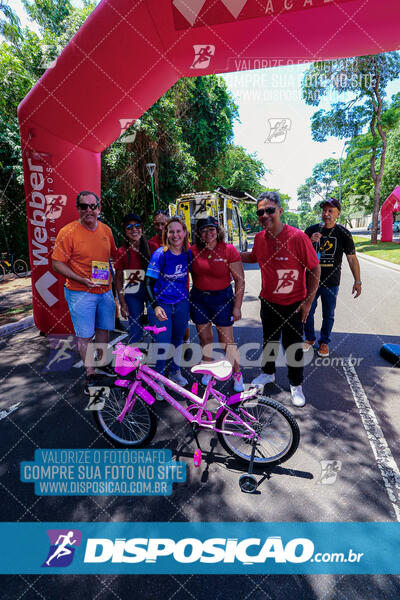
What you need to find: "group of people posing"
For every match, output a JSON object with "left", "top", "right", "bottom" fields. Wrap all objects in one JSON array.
[{"left": 52, "top": 190, "right": 361, "bottom": 407}]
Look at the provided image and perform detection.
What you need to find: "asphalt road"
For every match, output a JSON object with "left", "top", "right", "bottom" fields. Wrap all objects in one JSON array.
[{"left": 0, "top": 245, "right": 399, "bottom": 598}]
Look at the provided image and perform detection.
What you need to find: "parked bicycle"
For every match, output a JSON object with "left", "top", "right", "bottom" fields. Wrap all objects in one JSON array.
[
  {"left": 0, "top": 252, "right": 29, "bottom": 282},
  {"left": 93, "top": 326, "right": 300, "bottom": 493}
]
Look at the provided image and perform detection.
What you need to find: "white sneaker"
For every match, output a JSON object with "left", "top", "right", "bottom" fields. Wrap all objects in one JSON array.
[
  {"left": 290, "top": 385, "right": 306, "bottom": 407},
  {"left": 233, "top": 372, "right": 244, "bottom": 392},
  {"left": 156, "top": 382, "right": 166, "bottom": 401},
  {"left": 170, "top": 371, "right": 188, "bottom": 387},
  {"left": 251, "top": 373, "right": 275, "bottom": 389}
]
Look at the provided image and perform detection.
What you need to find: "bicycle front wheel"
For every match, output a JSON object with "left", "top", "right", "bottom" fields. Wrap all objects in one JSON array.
[
  {"left": 94, "top": 387, "right": 157, "bottom": 447},
  {"left": 13, "top": 259, "right": 28, "bottom": 278},
  {"left": 217, "top": 397, "right": 300, "bottom": 466}
]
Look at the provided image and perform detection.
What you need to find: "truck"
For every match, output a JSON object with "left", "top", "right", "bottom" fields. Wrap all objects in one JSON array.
[{"left": 169, "top": 186, "right": 253, "bottom": 251}]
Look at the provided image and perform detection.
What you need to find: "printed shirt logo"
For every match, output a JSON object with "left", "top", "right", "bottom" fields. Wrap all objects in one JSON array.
[
  {"left": 124, "top": 269, "right": 144, "bottom": 294},
  {"left": 273, "top": 269, "right": 299, "bottom": 294},
  {"left": 320, "top": 237, "right": 337, "bottom": 257},
  {"left": 42, "top": 529, "right": 82, "bottom": 567},
  {"left": 163, "top": 263, "right": 186, "bottom": 280},
  {"left": 190, "top": 45, "right": 215, "bottom": 69}
]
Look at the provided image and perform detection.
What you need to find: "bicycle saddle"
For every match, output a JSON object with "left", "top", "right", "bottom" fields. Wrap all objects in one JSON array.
[{"left": 191, "top": 360, "right": 232, "bottom": 381}]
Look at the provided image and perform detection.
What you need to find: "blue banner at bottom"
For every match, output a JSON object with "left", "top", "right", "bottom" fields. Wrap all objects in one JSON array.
[{"left": 1, "top": 522, "right": 399, "bottom": 574}]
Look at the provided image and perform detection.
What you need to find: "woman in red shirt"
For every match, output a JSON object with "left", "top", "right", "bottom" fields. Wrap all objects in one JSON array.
[
  {"left": 114, "top": 213, "right": 151, "bottom": 342},
  {"left": 190, "top": 217, "right": 245, "bottom": 392}
]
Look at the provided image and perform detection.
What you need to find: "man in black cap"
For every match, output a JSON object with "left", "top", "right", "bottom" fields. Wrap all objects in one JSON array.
[{"left": 304, "top": 197, "right": 362, "bottom": 357}]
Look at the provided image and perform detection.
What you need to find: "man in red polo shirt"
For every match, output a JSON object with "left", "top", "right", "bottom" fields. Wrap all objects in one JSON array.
[
  {"left": 148, "top": 209, "right": 168, "bottom": 254},
  {"left": 241, "top": 191, "right": 320, "bottom": 407}
]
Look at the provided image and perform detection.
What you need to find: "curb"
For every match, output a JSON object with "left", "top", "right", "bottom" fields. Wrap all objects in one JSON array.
[
  {"left": 0, "top": 315, "right": 35, "bottom": 337},
  {"left": 357, "top": 252, "right": 400, "bottom": 273}
]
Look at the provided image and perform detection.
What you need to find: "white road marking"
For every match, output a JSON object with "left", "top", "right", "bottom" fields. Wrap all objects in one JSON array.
[
  {"left": 342, "top": 359, "right": 400, "bottom": 521},
  {"left": 73, "top": 332, "right": 128, "bottom": 368}
]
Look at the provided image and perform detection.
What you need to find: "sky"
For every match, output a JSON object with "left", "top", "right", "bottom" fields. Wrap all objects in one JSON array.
[
  {"left": 222, "top": 64, "right": 346, "bottom": 209},
  {"left": 223, "top": 65, "right": 400, "bottom": 209},
  {"left": 9, "top": 0, "right": 400, "bottom": 210}
]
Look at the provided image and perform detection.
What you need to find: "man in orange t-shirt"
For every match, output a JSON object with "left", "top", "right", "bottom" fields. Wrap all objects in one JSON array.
[{"left": 52, "top": 191, "right": 117, "bottom": 392}]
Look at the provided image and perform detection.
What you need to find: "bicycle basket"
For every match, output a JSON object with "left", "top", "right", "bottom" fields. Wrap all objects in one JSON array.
[{"left": 113, "top": 343, "right": 143, "bottom": 376}]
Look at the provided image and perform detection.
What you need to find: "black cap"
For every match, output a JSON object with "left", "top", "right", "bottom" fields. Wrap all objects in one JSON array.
[
  {"left": 196, "top": 216, "right": 219, "bottom": 231},
  {"left": 320, "top": 198, "right": 341, "bottom": 211},
  {"left": 122, "top": 213, "right": 143, "bottom": 227}
]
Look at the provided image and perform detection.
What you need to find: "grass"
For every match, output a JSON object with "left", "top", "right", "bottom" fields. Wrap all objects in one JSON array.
[{"left": 353, "top": 236, "right": 400, "bottom": 266}]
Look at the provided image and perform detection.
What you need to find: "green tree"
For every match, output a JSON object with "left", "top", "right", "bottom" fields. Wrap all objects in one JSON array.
[
  {"left": 302, "top": 53, "right": 400, "bottom": 243},
  {"left": 0, "top": 0, "right": 97, "bottom": 256},
  {"left": 284, "top": 212, "right": 300, "bottom": 228},
  {"left": 209, "top": 145, "right": 266, "bottom": 196},
  {"left": 22, "top": 0, "right": 73, "bottom": 35},
  {"left": 180, "top": 76, "right": 239, "bottom": 189},
  {"left": 0, "top": 1, "right": 267, "bottom": 252}
]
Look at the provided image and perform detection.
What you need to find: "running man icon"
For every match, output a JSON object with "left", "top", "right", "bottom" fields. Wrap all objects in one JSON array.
[
  {"left": 46, "top": 531, "right": 77, "bottom": 566},
  {"left": 274, "top": 270, "right": 298, "bottom": 294},
  {"left": 190, "top": 45, "right": 215, "bottom": 69},
  {"left": 42, "top": 529, "right": 81, "bottom": 568}
]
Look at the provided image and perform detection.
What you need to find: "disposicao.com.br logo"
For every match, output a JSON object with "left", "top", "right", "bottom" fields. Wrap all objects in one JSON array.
[{"left": 82, "top": 536, "right": 363, "bottom": 565}]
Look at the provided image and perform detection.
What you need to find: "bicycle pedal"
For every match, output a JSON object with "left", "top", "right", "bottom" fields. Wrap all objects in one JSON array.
[{"left": 193, "top": 449, "right": 202, "bottom": 468}]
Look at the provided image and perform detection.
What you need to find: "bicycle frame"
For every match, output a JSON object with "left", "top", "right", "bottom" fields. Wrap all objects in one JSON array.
[{"left": 116, "top": 357, "right": 261, "bottom": 441}]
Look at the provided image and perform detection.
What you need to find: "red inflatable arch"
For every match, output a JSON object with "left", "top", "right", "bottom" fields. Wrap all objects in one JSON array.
[
  {"left": 18, "top": 0, "right": 400, "bottom": 333},
  {"left": 380, "top": 187, "right": 400, "bottom": 243}
]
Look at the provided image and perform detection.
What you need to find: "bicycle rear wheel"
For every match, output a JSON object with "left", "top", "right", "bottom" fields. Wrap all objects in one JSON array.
[
  {"left": 94, "top": 387, "right": 157, "bottom": 447},
  {"left": 13, "top": 259, "right": 28, "bottom": 277},
  {"left": 217, "top": 397, "right": 299, "bottom": 466}
]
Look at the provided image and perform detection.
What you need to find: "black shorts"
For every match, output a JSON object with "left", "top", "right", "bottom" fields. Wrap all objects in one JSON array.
[{"left": 190, "top": 286, "right": 234, "bottom": 327}]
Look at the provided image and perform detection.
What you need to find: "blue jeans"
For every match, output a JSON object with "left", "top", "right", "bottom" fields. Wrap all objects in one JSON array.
[
  {"left": 304, "top": 285, "right": 339, "bottom": 345},
  {"left": 147, "top": 298, "right": 189, "bottom": 375},
  {"left": 124, "top": 284, "right": 146, "bottom": 343}
]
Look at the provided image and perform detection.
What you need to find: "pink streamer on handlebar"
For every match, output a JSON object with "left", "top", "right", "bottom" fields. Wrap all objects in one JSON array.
[{"left": 144, "top": 325, "right": 167, "bottom": 334}]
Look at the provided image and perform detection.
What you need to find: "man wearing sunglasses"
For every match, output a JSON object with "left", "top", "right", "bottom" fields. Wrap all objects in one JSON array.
[
  {"left": 241, "top": 191, "right": 320, "bottom": 407},
  {"left": 52, "top": 191, "right": 118, "bottom": 393}
]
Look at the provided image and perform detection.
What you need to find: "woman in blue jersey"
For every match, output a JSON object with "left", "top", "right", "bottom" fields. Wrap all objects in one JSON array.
[{"left": 145, "top": 217, "right": 192, "bottom": 393}]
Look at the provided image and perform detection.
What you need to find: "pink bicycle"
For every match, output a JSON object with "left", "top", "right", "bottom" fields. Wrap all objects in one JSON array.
[{"left": 94, "top": 334, "right": 300, "bottom": 492}]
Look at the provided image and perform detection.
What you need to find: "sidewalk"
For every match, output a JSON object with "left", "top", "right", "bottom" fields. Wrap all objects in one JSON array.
[
  {"left": 357, "top": 252, "right": 400, "bottom": 273},
  {"left": 0, "top": 276, "right": 34, "bottom": 336}
]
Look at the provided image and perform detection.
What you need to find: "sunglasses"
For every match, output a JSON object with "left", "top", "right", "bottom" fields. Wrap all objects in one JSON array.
[
  {"left": 126, "top": 223, "right": 142, "bottom": 230},
  {"left": 78, "top": 203, "right": 98, "bottom": 211},
  {"left": 256, "top": 207, "right": 277, "bottom": 217}
]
